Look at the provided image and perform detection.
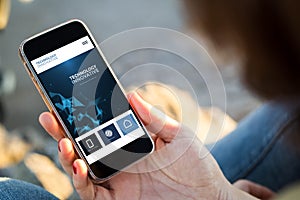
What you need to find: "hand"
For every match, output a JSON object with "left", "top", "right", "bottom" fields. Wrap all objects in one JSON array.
[{"left": 39, "top": 92, "right": 257, "bottom": 200}]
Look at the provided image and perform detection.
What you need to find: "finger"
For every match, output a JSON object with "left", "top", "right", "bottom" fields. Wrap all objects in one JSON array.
[
  {"left": 39, "top": 112, "right": 65, "bottom": 141},
  {"left": 128, "top": 92, "right": 181, "bottom": 142},
  {"left": 58, "top": 138, "right": 77, "bottom": 176},
  {"left": 234, "top": 180, "right": 275, "bottom": 200},
  {"left": 155, "top": 137, "right": 165, "bottom": 150},
  {"left": 72, "top": 159, "right": 108, "bottom": 200}
]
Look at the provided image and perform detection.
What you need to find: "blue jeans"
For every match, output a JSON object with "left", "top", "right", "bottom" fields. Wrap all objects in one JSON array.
[
  {"left": 0, "top": 178, "right": 58, "bottom": 200},
  {"left": 210, "top": 100, "right": 300, "bottom": 192}
]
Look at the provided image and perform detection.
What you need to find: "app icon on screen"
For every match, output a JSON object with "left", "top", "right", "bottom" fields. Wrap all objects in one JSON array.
[
  {"left": 117, "top": 114, "right": 139, "bottom": 135},
  {"left": 98, "top": 123, "right": 121, "bottom": 145},
  {"left": 78, "top": 134, "right": 102, "bottom": 156}
]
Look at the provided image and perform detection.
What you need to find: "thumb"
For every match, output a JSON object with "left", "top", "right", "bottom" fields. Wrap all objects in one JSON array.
[
  {"left": 234, "top": 180, "right": 275, "bottom": 200},
  {"left": 127, "top": 92, "right": 181, "bottom": 142}
]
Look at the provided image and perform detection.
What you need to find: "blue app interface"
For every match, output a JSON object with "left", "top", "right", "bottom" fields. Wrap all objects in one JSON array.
[{"left": 31, "top": 36, "right": 146, "bottom": 164}]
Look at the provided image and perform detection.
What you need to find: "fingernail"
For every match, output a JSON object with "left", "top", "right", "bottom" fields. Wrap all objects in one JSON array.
[
  {"left": 73, "top": 164, "right": 77, "bottom": 175},
  {"left": 58, "top": 138, "right": 63, "bottom": 152}
]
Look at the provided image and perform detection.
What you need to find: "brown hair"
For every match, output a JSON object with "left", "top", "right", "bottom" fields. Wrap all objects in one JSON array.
[{"left": 185, "top": 0, "right": 300, "bottom": 99}]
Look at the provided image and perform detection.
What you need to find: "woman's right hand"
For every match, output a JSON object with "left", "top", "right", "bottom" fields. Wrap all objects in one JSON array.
[{"left": 39, "top": 92, "right": 262, "bottom": 200}]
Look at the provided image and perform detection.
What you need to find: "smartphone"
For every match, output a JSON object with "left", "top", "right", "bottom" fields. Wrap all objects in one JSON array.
[{"left": 19, "top": 19, "right": 154, "bottom": 183}]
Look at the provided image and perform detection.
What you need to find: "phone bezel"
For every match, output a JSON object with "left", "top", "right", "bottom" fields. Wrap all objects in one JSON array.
[{"left": 19, "top": 19, "right": 154, "bottom": 183}]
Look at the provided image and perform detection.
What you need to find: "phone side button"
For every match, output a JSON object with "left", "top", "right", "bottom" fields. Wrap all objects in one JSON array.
[
  {"left": 31, "top": 78, "right": 53, "bottom": 112},
  {"left": 23, "top": 63, "right": 34, "bottom": 78}
]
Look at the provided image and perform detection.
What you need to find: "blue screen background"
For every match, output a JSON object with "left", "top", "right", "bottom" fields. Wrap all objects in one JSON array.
[{"left": 38, "top": 48, "right": 129, "bottom": 138}]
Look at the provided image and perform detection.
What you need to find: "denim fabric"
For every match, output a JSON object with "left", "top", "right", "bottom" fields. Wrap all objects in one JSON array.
[
  {"left": 0, "top": 178, "right": 58, "bottom": 200},
  {"left": 210, "top": 100, "right": 300, "bottom": 192}
]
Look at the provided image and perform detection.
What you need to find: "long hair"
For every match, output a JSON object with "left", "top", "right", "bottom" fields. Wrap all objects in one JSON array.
[{"left": 185, "top": 0, "right": 300, "bottom": 99}]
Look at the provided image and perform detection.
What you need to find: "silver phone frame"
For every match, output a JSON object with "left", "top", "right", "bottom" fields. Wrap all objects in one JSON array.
[{"left": 19, "top": 19, "right": 154, "bottom": 183}]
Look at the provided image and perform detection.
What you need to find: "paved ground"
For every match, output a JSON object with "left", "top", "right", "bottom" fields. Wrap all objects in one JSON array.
[
  {"left": 0, "top": 0, "right": 260, "bottom": 134},
  {"left": 0, "top": 0, "right": 184, "bottom": 132},
  {"left": 0, "top": 1, "right": 262, "bottom": 199}
]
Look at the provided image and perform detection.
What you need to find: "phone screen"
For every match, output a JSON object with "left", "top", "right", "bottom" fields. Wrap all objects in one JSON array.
[{"left": 21, "top": 21, "right": 153, "bottom": 180}]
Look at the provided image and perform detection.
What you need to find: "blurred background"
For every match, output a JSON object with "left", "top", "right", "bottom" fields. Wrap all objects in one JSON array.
[{"left": 0, "top": 0, "right": 261, "bottom": 199}]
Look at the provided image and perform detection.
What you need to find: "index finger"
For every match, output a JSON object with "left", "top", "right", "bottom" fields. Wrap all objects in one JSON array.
[{"left": 39, "top": 112, "right": 65, "bottom": 141}]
